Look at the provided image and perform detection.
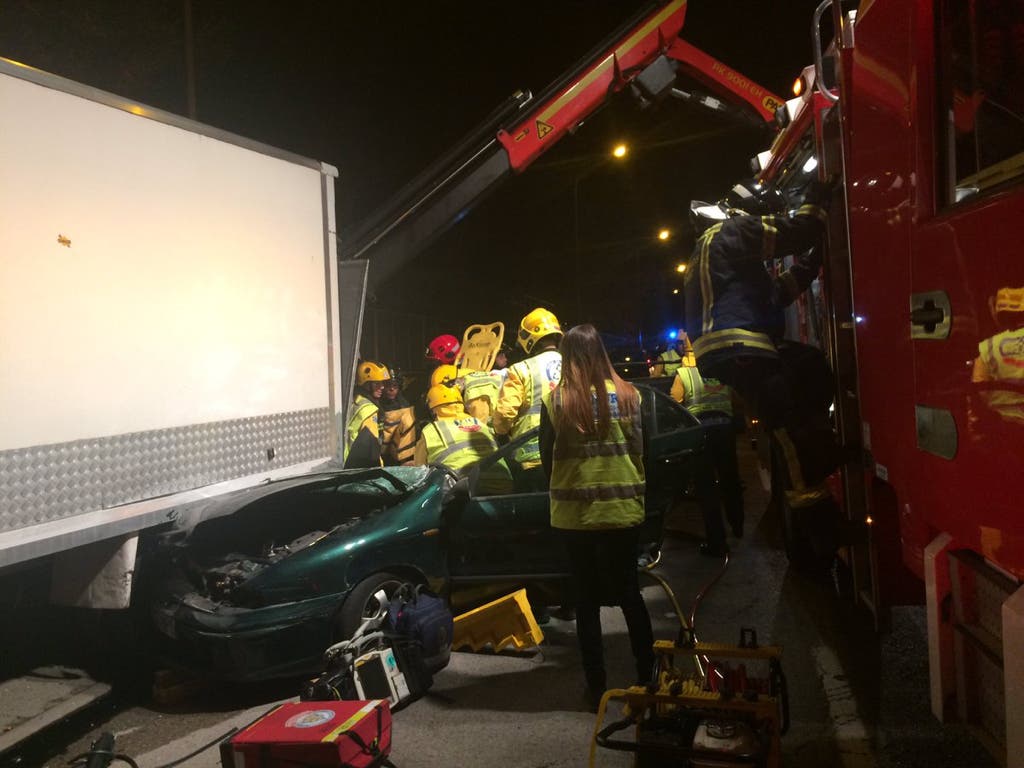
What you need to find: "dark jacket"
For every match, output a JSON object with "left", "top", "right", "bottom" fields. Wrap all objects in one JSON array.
[{"left": 683, "top": 196, "right": 828, "bottom": 368}]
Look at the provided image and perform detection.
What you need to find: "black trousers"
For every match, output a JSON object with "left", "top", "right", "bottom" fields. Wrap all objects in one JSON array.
[
  {"left": 702, "top": 342, "right": 838, "bottom": 490},
  {"left": 562, "top": 526, "right": 655, "bottom": 691},
  {"left": 702, "top": 341, "right": 841, "bottom": 558},
  {"left": 696, "top": 415, "right": 743, "bottom": 549}
]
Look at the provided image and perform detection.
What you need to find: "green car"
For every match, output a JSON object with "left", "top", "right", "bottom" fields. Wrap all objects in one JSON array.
[{"left": 145, "top": 382, "right": 704, "bottom": 681}]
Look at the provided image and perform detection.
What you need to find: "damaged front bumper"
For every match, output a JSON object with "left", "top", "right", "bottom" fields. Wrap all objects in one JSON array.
[{"left": 151, "top": 591, "right": 348, "bottom": 682}]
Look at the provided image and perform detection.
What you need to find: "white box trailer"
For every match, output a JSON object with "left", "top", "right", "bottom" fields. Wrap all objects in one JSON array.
[{"left": 0, "top": 58, "right": 352, "bottom": 608}]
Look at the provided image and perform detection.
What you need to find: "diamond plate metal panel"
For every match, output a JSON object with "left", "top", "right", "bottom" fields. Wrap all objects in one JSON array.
[{"left": 0, "top": 408, "right": 330, "bottom": 533}]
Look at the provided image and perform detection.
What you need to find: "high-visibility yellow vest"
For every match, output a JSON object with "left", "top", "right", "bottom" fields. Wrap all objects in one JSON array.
[
  {"left": 422, "top": 416, "right": 513, "bottom": 494},
  {"left": 509, "top": 350, "right": 562, "bottom": 465},
  {"left": 659, "top": 349, "right": 683, "bottom": 376},
  {"left": 674, "top": 366, "right": 733, "bottom": 419},
  {"left": 344, "top": 394, "right": 380, "bottom": 462},
  {"left": 462, "top": 370, "right": 502, "bottom": 425},
  {"left": 542, "top": 380, "right": 645, "bottom": 530}
]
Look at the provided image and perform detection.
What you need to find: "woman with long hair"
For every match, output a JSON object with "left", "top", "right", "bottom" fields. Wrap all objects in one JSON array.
[{"left": 539, "top": 324, "right": 654, "bottom": 709}]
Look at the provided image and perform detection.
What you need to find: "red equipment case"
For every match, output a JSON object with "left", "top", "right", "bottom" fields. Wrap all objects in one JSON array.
[{"left": 221, "top": 700, "right": 392, "bottom": 768}]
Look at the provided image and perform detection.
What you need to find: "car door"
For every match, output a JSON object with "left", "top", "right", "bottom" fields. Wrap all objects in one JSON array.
[
  {"left": 446, "top": 430, "right": 564, "bottom": 584},
  {"left": 639, "top": 384, "right": 707, "bottom": 547}
]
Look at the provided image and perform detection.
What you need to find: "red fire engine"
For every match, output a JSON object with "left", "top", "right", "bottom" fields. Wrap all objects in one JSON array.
[
  {"left": 753, "top": 1, "right": 1024, "bottom": 763},
  {"left": 349, "top": 0, "right": 1023, "bottom": 760}
]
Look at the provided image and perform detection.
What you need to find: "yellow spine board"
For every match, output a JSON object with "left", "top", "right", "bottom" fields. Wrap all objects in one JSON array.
[{"left": 455, "top": 322, "right": 504, "bottom": 372}]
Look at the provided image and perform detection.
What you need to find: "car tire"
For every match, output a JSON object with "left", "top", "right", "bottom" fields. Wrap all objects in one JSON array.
[{"left": 334, "top": 572, "right": 406, "bottom": 642}]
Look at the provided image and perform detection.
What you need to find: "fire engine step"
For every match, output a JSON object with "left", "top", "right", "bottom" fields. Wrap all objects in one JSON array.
[{"left": 948, "top": 550, "right": 1018, "bottom": 757}]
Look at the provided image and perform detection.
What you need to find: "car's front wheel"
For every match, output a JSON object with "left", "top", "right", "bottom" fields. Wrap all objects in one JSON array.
[{"left": 334, "top": 572, "right": 406, "bottom": 643}]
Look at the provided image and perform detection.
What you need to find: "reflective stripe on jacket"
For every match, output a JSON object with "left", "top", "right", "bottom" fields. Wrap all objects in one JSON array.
[
  {"left": 508, "top": 350, "right": 562, "bottom": 466},
  {"left": 422, "top": 416, "right": 513, "bottom": 494},
  {"left": 673, "top": 366, "right": 733, "bottom": 419},
  {"left": 542, "top": 380, "right": 645, "bottom": 531},
  {"left": 344, "top": 395, "right": 380, "bottom": 461},
  {"left": 381, "top": 404, "right": 417, "bottom": 465},
  {"left": 683, "top": 202, "right": 827, "bottom": 367}
]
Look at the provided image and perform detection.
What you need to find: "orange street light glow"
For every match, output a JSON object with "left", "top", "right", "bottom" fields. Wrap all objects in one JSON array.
[
  {"left": 612, "top": 143, "right": 628, "bottom": 158},
  {"left": 676, "top": 263, "right": 686, "bottom": 273}
]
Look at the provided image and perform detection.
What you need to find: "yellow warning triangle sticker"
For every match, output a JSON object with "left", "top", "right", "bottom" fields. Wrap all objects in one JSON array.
[{"left": 536, "top": 120, "right": 553, "bottom": 139}]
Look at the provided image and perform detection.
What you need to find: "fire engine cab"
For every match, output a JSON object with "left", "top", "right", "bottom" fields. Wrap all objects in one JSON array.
[{"left": 752, "top": 1, "right": 1024, "bottom": 763}]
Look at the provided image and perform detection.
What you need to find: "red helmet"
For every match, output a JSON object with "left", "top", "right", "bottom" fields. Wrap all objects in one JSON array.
[{"left": 425, "top": 334, "right": 460, "bottom": 364}]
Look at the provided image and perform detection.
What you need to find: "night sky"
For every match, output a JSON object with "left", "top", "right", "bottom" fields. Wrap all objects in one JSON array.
[{"left": 1, "top": 0, "right": 828, "bottom": 363}]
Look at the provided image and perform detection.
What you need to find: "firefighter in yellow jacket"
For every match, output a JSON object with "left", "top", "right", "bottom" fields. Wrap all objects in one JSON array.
[
  {"left": 415, "top": 384, "right": 513, "bottom": 495},
  {"left": 493, "top": 307, "right": 563, "bottom": 490},
  {"left": 430, "top": 363, "right": 502, "bottom": 427},
  {"left": 651, "top": 333, "right": 694, "bottom": 376},
  {"left": 344, "top": 361, "right": 390, "bottom": 469},
  {"left": 380, "top": 369, "right": 417, "bottom": 465}
]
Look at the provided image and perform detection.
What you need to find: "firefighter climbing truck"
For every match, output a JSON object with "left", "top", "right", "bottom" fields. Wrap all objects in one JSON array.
[{"left": 750, "top": 1, "right": 1024, "bottom": 763}]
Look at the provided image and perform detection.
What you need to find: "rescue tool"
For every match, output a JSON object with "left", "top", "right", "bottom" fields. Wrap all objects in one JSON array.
[{"left": 589, "top": 560, "right": 788, "bottom": 767}]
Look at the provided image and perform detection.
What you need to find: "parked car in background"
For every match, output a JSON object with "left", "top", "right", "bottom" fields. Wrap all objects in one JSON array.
[{"left": 142, "top": 383, "right": 705, "bottom": 681}]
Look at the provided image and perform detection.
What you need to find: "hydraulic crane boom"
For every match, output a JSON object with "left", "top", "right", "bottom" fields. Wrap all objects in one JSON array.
[{"left": 346, "top": 0, "right": 783, "bottom": 289}]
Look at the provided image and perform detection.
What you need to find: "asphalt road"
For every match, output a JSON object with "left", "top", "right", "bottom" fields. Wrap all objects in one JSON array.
[{"left": 7, "top": 441, "right": 999, "bottom": 768}]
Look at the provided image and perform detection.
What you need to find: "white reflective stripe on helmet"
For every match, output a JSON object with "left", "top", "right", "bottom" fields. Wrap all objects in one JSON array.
[{"left": 692, "top": 202, "right": 728, "bottom": 221}]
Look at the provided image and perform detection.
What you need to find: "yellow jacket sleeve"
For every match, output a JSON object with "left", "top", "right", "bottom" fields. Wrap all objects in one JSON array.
[
  {"left": 670, "top": 373, "right": 686, "bottom": 404},
  {"left": 492, "top": 367, "right": 526, "bottom": 435},
  {"left": 362, "top": 414, "right": 380, "bottom": 440},
  {"left": 413, "top": 434, "right": 429, "bottom": 466}
]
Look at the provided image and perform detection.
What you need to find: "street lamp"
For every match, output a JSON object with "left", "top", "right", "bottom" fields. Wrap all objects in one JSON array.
[
  {"left": 573, "top": 143, "right": 629, "bottom": 319},
  {"left": 658, "top": 228, "right": 671, "bottom": 241},
  {"left": 675, "top": 263, "right": 687, "bottom": 273}
]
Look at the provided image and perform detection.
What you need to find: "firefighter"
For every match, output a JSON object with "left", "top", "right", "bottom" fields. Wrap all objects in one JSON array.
[
  {"left": 651, "top": 332, "right": 693, "bottom": 376},
  {"left": 493, "top": 307, "right": 563, "bottom": 490},
  {"left": 344, "top": 361, "right": 390, "bottom": 469},
  {"left": 684, "top": 176, "right": 839, "bottom": 570},
  {"left": 671, "top": 357, "right": 743, "bottom": 555},
  {"left": 380, "top": 369, "right": 417, "bottom": 466},
  {"left": 415, "top": 384, "right": 513, "bottom": 495},
  {"left": 413, "top": 334, "right": 462, "bottom": 424}
]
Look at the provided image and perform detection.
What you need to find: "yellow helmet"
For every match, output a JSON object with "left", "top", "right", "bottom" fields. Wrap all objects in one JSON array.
[
  {"left": 356, "top": 360, "right": 391, "bottom": 385},
  {"left": 517, "top": 307, "right": 562, "bottom": 354},
  {"left": 426, "top": 383, "right": 462, "bottom": 410},
  {"left": 430, "top": 364, "right": 460, "bottom": 388}
]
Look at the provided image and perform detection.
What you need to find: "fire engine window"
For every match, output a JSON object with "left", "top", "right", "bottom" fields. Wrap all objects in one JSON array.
[{"left": 940, "top": 0, "right": 1024, "bottom": 204}]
